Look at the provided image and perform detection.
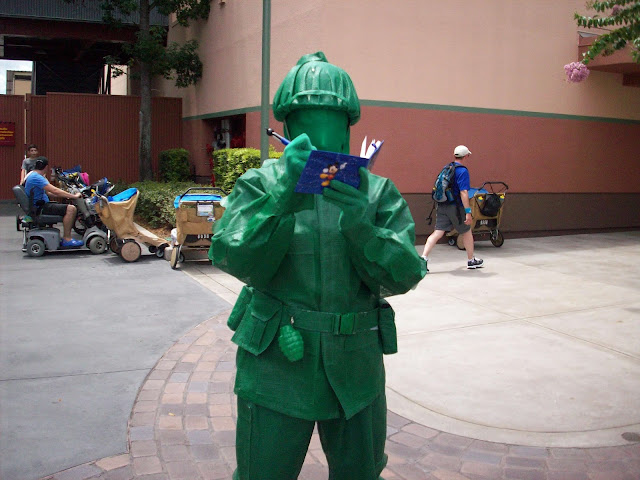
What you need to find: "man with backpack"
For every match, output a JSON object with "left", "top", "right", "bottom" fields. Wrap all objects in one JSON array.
[{"left": 421, "top": 145, "right": 484, "bottom": 270}]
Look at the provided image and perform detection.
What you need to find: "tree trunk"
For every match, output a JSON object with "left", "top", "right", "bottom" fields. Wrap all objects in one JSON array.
[{"left": 138, "top": 0, "right": 153, "bottom": 181}]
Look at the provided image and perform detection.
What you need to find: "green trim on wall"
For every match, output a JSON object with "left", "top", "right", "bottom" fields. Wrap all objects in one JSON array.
[
  {"left": 183, "top": 106, "right": 260, "bottom": 122},
  {"left": 360, "top": 100, "right": 640, "bottom": 124},
  {"left": 182, "top": 101, "right": 640, "bottom": 125}
]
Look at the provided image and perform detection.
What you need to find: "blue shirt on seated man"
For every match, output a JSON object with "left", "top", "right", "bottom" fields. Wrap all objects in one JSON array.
[{"left": 24, "top": 157, "right": 84, "bottom": 247}]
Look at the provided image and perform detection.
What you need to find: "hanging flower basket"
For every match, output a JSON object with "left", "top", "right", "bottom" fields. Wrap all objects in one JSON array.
[{"left": 564, "top": 62, "right": 590, "bottom": 83}]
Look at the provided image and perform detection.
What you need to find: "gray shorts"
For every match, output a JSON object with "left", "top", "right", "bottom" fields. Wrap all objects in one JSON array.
[{"left": 435, "top": 203, "right": 470, "bottom": 234}]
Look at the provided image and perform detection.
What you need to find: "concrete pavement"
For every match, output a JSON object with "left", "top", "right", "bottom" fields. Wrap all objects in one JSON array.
[
  {"left": 385, "top": 232, "right": 640, "bottom": 449},
  {"left": 0, "top": 204, "right": 230, "bottom": 480},
  {"left": 2, "top": 199, "right": 639, "bottom": 479}
]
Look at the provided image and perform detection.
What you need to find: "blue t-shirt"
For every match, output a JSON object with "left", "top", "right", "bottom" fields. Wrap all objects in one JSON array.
[
  {"left": 24, "top": 173, "right": 50, "bottom": 206},
  {"left": 451, "top": 162, "right": 470, "bottom": 204}
]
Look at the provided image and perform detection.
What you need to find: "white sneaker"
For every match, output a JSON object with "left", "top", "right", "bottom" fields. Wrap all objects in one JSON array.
[{"left": 467, "top": 257, "right": 484, "bottom": 269}]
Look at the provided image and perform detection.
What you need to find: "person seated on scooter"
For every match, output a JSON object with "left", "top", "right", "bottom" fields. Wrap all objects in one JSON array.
[{"left": 24, "top": 157, "right": 84, "bottom": 248}]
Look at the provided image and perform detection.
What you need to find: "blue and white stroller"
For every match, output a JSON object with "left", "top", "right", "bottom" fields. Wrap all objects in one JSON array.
[{"left": 169, "top": 187, "right": 227, "bottom": 269}]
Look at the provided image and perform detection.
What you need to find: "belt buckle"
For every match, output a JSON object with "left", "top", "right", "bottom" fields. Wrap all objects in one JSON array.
[{"left": 334, "top": 312, "right": 356, "bottom": 335}]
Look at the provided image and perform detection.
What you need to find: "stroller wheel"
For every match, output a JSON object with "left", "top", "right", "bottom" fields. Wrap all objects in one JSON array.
[
  {"left": 490, "top": 230, "right": 505, "bottom": 247},
  {"left": 109, "top": 236, "right": 121, "bottom": 254},
  {"left": 120, "top": 240, "right": 141, "bottom": 262},
  {"left": 156, "top": 244, "right": 168, "bottom": 258},
  {"left": 170, "top": 246, "right": 180, "bottom": 269},
  {"left": 447, "top": 237, "right": 456, "bottom": 247}
]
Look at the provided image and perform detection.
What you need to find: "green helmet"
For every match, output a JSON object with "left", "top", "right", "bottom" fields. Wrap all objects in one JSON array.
[{"left": 273, "top": 52, "right": 360, "bottom": 126}]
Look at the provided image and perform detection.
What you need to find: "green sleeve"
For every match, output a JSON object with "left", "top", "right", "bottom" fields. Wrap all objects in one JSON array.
[
  {"left": 340, "top": 177, "right": 427, "bottom": 296},
  {"left": 209, "top": 160, "right": 307, "bottom": 289}
]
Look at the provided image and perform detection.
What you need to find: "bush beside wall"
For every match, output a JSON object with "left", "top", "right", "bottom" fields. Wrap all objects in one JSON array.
[
  {"left": 159, "top": 148, "right": 192, "bottom": 182},
  {"left": 211, "top": 146, "right": 283, "bottom": 193}
]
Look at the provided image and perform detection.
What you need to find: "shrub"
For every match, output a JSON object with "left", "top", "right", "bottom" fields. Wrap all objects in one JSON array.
[
  {"left": 159, "top": 148, "right": 192, "bottom": 182},
  {"left": 130, "top": 180, "right": 201, "bottom": 229},
  {"left": 211, "top": 145, "right": 283, "bottom": 193}
]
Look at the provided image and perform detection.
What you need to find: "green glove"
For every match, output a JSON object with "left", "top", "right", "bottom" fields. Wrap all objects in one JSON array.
[
  {"left": 278, "top": 324, "right": 304, "bottom": 362},
  {"left": 283, "top": 133, "right": 313, "bottom": 179},
  {"left": 276, "top": 133, "right": 315, "bottom": 213},
  {"left": 322, "top": 167, "right": 370, "bottom": 232}
]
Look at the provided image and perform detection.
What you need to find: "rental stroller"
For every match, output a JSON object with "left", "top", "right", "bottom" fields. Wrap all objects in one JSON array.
[
  {"left": 169, "top": 187, "right": 227, "bottom": 269},
  {"left": 94, "top": 188, "right": 170, "bottom": 262},
  {"left": 447, "top": 181, "right": 508, "bottom": 249}
]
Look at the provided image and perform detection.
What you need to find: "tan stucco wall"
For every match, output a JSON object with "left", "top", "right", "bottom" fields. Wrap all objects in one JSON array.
[
  {"left": 165, "top": 0, "right": 640, "bottom": 235},
  {"left": 316, "top": 0, "right": 640, "bottom": 120},
  {"left": 163, "top": 0, "right": 640, "bottom": 121}
]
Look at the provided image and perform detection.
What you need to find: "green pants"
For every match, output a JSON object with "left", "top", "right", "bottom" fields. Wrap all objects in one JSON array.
[{"left": 234, "top": 394, "right": 388, "bottom": 480}]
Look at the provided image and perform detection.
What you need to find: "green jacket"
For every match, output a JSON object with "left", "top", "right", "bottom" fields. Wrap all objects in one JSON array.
[{"left": 210, "top": 156, "right": 426, "bottom": 420}]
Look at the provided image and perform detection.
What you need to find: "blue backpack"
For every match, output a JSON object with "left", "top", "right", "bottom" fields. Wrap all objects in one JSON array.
[{"left": 432, "top": 162, "right": 466, "bottom": 204}]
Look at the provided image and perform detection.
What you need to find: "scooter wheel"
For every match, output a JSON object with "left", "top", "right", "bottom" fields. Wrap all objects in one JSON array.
[
  {"left": 26, "top": 239, "right": 46, "bottom": 257},
  {"left": 88, "top": 236, "right": 108, "bottom": 254},
  {"left": 120, "top": 241, "right": 141, "bottom": 262}
]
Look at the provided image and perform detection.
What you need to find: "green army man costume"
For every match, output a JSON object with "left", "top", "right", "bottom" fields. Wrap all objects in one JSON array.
[{"left": 209, "top": 52, "right": 427, "bottom": 480}]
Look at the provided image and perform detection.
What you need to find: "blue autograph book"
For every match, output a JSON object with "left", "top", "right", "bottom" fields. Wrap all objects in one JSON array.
[{"left": 294, "top": 150, "right": 370, "bottom": 195}]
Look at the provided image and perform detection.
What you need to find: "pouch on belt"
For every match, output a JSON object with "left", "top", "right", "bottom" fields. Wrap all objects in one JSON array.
[
  {"left": 229, "top": 286, "right": 282, "bottom": 356},
  {"left": 378, "top": 299, "right": 397, "bottom": 355}
]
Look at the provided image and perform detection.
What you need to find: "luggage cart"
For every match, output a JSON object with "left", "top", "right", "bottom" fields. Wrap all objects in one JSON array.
[
  {"left": 447, "top": 181, "right": 508, "bottom": 250},
  {"left": 170, "top": 187, "right": 227, "bottom": 270}
]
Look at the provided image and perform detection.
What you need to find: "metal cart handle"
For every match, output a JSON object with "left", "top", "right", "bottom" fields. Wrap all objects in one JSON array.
[
  {"left": 478, "top": 181, "right": 509, "bottom": 192},
  {"left": 179, "top": 187, "right": 229, "bottom": 201}
]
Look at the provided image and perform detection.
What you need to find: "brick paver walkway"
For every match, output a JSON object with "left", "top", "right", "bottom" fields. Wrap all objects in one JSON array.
[{"left": 41, "top": 311, "right": 640, "bottom": 480}]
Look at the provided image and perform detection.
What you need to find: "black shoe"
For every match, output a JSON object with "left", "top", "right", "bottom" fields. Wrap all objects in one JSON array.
[{"left": 467, "top": 257, "right": 484, "bottom": 269}]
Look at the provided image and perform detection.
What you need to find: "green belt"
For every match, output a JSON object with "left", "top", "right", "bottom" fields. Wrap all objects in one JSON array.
[{"left": 284, "top": 306, "right": 380, "bottom": 335}]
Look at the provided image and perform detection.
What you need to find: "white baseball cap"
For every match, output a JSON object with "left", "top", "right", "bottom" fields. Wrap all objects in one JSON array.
[{"left": 454, "top": 145, "right": 472, "bottom": 158}]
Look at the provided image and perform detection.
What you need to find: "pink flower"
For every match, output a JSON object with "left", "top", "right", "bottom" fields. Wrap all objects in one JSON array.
[{"left": 564, "top": 61, "right": 590, "bottom": 83}]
